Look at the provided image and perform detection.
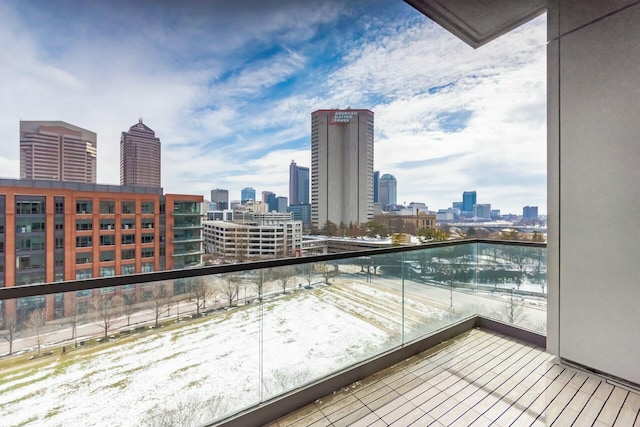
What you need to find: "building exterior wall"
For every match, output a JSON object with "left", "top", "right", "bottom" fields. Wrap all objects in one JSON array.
[
  {"left": 289, "top": 161, "right": 310, "bottom": 205},
  {"left": 120, "top": 119, "right": 161, "bottom": 188},
  {"left": 203, "top": 219, "right": 302, "bottom": 259},
  {"left": 548, "top": 0, "right": 640, "bottom": 384},
  {"left": 20, "top": 121, "right": 97, "bottom": 183},
  {"left": 0, "top": 180, "right": 202, "bottom": 323},
  {"left": 311, "top": 109, "right": 374, "bottom": 229}
]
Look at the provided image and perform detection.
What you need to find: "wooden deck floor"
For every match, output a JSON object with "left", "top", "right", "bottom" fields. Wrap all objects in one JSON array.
[{"left": 266, "top": 328, "right": 640, "bottom": 426}]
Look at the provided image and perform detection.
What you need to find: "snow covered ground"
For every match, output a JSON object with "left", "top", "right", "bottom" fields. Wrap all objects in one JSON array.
[{"left": 0, "top": 281, "right": 453, "bottom": 427}]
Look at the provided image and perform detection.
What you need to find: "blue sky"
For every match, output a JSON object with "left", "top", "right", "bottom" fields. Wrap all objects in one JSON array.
[{"left": 0, "top": 0, "right": 547, "bottom": 214}]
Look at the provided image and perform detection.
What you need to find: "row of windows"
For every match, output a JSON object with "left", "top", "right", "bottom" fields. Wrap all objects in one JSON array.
[
  {"left": 75, "top": 262, "right": 154, "bottom": 280},
  {"left": 76, "top": 248, "right": 159, "bottom": 264},
  {"left": 76, "top": 234, "right": 155, "bottom": 247},
  {"left": 75, "top": 200, "right": 156, "bottom": 214}
]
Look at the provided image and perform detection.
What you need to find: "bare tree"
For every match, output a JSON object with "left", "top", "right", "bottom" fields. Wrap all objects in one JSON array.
[
  {"left": 150, "top": 284, "right": 168, "bottom": 328},
  {"left": 219, "top": 275, "right": 240, "bottom": 307},
  {"left": 251, "top": 269, "right": 269, "bottom": 302},
  {"left": 317, "top": 263, "right": 331, "bottom": 284},
  {"left": 275, "top": 266, "right": 295, "bottom": 294},
  {"left": 1, "top": 316, "right": 17, "bottom": 355},
  {"left": 299, "top": 264, "right": 314, "bottom": 287},
  {"left": 122, "top": 293, "right": 136, "bottom": 326},
  {"left": 191, "top": 277, "right": 213, "bottom": 316},
  {"left": 27, "top": 308, "right": 47, "bottom": 356},
  {"left": 94, "top": 295, "right": 121, "bottom": 340}
]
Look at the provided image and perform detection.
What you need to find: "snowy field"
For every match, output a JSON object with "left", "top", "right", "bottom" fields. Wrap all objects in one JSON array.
[{"left": 0, "top": 281, "right": 453, "bottom": 427}]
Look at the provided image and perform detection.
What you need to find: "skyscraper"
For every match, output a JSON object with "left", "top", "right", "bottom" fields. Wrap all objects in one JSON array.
[
  {"left": 462, "top": 191, "right": 477, "bottom": 213},
  {"left": 210, "top": 188, "right": 229, "bottom": 210},
  {"left": 523, "top": 206, "right": 539, "bottom": 220},
  {"left": 373, "top": 171, "right": 380, "bottom": 204},
  {"left": 262, "top": 190, "right": 275, "bottom": 203},
  {"left": 241, "top": 187, "right": 256, "bottom": 203},
  {"left": 311, "top": 109, "right": 374, "bottom": 228},
  {"left": 378, "top": 173, "right": 397, "bottom": 209},
  {"left": 289, "top": 160, "right": 310, "bottom": 205},
  {"left": 120, "top": 119, "right": 161, "bottom": 187},
  {"left": 20, "top": 121, "right": 97, "bottom": 183}
]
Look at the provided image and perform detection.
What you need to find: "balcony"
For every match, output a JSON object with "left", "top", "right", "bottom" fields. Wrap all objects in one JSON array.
[{"left": 0, "top": 240, "right": 562, "bottom": 426}]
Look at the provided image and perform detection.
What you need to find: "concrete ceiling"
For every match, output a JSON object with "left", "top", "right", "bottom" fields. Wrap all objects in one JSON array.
[{"left": 404, "top": 0, "right": 546, "bottom": 48}]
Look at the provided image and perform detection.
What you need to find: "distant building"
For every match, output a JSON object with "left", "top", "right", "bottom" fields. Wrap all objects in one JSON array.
[
  {"left": 523, "top": 206, "right": 539, "bottom": 220},
  {"left": 262, "top": 191, "right": 275, "bottom": 203},
  {"left": 241, "top": 187, "right": 256, "bottom": 203},
  {"left": 289, "top": 161, "right": 310, "bottom": 205},
  {"left": 203, "top": 212, "right": 302, "bottom": 259},
  {"left": 276, "top": 196, "right": 288, "bottom": 213},
  {"left": 452, "top": 201, "right": 463, "bottom": 211},
  {"left": 210, "top": 188, "right": 229, "bottom": 210},
  {"left": 311, "top": 109, "right": 374, "bottom": 228},
  {"left": 436, "top": 209, "right": 454, "bottom": 222},
  {"left": 379, "top": 174, "right": 397, "bottom": 210},
  {"left": 373, "top": 171, "right": 380, "bottom": 204},
  {"left": 490, "top": 209, "right": 501, "bottom": 220},
  {"left": 120, "top": 119, "right": 161, "bottom": 187},
  {"left": 288, "top": 203, "right": 311, "bottom": 227},
  {"left": 473, "top": 203, "right": 491, "bottom": 220},
  {"left": 462, "top": 191, "right": 477, "bottom": 213},
  {"left": 20, "top": 120, "right": 97, "bottom": 183}
]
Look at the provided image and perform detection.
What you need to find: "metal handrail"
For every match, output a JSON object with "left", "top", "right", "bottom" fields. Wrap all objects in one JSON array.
[{"left": 0, "top": 238, "right": 545, "bottom": 301}]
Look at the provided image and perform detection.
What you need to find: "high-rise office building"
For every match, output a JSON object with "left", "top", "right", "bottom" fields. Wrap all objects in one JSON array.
[
  {"left": 462, "top": 191, "right": 477, "bottom": 213},
  {"left": 473, "top": 203, "right": 491, "bottom": 220},
  {"left": 311, "top": 109, "right": 374, "bottom": 228},
  {"left": 523, "top": 206, "right": 539, "bottom": 220},
  {"left": 241, "top": 187, "right": 256, "bottom": 203},
  {"left": 276, "top": 196, "right": 288, "bottom": 213},
  {"left": 120, "top": 119, "right": 161, "bottom": 187},
  {"left": 210, "top": 188, "right": 229, "bottom": 210},
  {"left": 20, "top": 121, "right": 97, "bottom": 183},
  {"left": 378, "top": 173, "right": 397, "bottom": 209},
  {"left": 373, "top": 171, "right": 380, "bottom": 204},
  {"left": 289, "top": 160, "right": 310, "bottom": 205},
  {"left": 262, "top": 191, "right": 275, "bottom": 203}
]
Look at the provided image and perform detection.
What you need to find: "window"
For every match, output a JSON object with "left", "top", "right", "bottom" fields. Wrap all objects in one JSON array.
[
  {"left": 141, "top": 219, "right": 154, "bottom": 229},
  {"left": 76, "top": 220, "right": 93, "bottom": 231},
  {"left": 55, "top": 198, "right": 64, "bottom": 214},
  {"left": 121, "top": 201, "right": 135, "bottom": 214},
  {"left": 99, "top": 267, "right": 115, "bottom": 278},
  {"left": 121, "top": 234, "right": 135, "bottom": 245},
  {"left": 99, "top": 235, "right": 115, "bottom": 246},
  {"left": 76, "top": 236, "right": 92, "bottom": 247},
  {"left": 15, "top": 198, "right": 45, "bottom": 215},
  {"left": 121, "top": 264, "right": 135, "bottom": 275},
  {"left": 141, "top": 248, "right": 154, "bottom": 258},
  {"left": 55, "top": 236, "right": 64, "bottom": 249},
  {"left": 141, "top": 262, "right": 154, "bottom": 272},
  {"left": 141, "top": 234, "right": 154, "bottom": 244},
  {"left": 100, "top": 219, "right": 115, "bottom": 230},
  {"left": 141, "top": 201, "right": 154, "bottom": 214},
  {"left": 99, "top": 250, "right": 115, "bottom": 262},
  {"left": 100, "top": 286, "right": 115, "bottom": 294},
  {"left": 76, "top": 269, "right": 92, "bottom": 280},
  {"left": 55, "top": 223, "right": 64, "bottom": 230},
  {"left": 122, "top": 219, "right": 135, "bottom": 230},
  {"left": 76, "top": 200, "right": 92, "bottom": 214},
  {"left": 99, "top": 200, "right": 115, "bottom": 214},
  {"left": 76, "top": 253, "right": 92, "bottom": 264},
  {"left": 76, "top": 289, "right": 92, "bottom": 297},
  {"left": 121, "top": 249, "right": 135, "bottom": 260}
]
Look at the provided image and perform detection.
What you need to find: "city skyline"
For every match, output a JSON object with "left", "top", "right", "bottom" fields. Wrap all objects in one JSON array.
[{"left": 0, "top": 1, "right": 546, "bottom": 214}]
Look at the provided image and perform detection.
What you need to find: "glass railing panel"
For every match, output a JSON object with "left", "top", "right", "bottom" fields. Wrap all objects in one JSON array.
[
  {"left": 0, "top": 278, "right": 260, "bottom": 426},
  {"left": 402, "top": 243, "right": 478, "bottom": 342},
  {"left": 261, "top": 253, "right": 404, "bottom": 400},
  {"left": 476, "top": 243, "right": 547, "bottom": 333}
]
